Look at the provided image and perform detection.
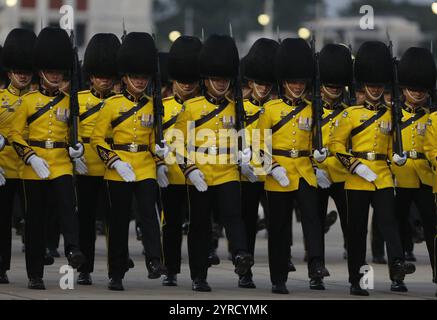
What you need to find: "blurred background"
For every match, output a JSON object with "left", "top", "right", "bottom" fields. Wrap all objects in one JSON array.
[{"left": 1, "top": 0, "right": 437, "bottom": 56}]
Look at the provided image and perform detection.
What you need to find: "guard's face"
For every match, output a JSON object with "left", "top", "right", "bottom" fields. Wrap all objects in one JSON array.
[
  {"left": 322, "top": 85, "right": 342, "bottom": 99},
  {"left": 249, "top": 81, "right": 272, "bottom": 100},
  {"left": 356, "top": 90, "right": 366, "bottom": 105},
  {"left": 8, "top": 71, "right": 32, "bottom": 89},
  {"left": 403, "top": 88, "right": 428, "bottom": 105},
  {"left": 284, "top": 80, "right": 306, "bottom": 98},
  {"left": 206, "top": 77, "right": 231, "bottom": 96},
  {"left": 364, "top": 85, "right": 384, "bottom": 102},
  {"left": 384, "top": 92, "right": 392, "bottom": 106},
  {"left": 124, "top": 75, "right": 149, "bottom": 93},
  {"left": 174, "top": 81, "right": 199, "bottom": 100},
  {"left": 40, "top": 70, "right": 64, "bottom": 87},
  {"left": 91, "top": 76, "right": 114, "bottom": 92}
]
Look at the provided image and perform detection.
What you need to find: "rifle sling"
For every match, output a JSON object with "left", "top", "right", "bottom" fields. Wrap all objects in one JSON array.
[
  {"left": 321, "top": 108, "right": 343, "bottom": 127},
  {"left": 350, "top": 108, "right": 387, "bottom": 137},
  {"left": 400, "top": 111, "right": 426, "bottom": 130},
  {"left": 111, "top": 98, "right": 149, "bottom": 129},
  {"left": 79, "top": 102, "right": 104, "bottom": 122},
  {"left": 271, "top": 101, "right": 307, "bottom": 134},
  {"left": 194, "top": 99, "right": 229, "bottom": 128}
]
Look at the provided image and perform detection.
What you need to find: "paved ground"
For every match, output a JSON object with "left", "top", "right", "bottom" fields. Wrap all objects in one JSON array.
[{"left": 1, "top": 205, "right": 436, "bottom": 300}]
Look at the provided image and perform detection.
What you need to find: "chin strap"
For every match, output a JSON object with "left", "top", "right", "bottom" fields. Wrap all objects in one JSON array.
[
  {"left": 209, "top": 78, "right": 230, "bottom": 96},
  {"left": 405, "top": 88, "right": 427, "bottom": 104},
  {"left": 126, "top": 75, "right": 148, "bottom": 94},
  {"left": 364, "top": 85, "right": 384, "bottom": 101},
  {"left": 285, "top": 82, "right": 305, "bottom": 99}
]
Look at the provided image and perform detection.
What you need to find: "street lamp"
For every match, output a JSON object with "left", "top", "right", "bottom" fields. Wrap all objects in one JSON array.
[
  {"left": 298, "top": 27, "right": 311, "bottom": 40},
  {"left": 432, "top": 2, "right": 437, "bottom": 15},
  {"left": 258, "top": 14, "right": 270, "bottom": 26},
  {"left": 169, "top": 30, "right": 181, "bottom": 42}
]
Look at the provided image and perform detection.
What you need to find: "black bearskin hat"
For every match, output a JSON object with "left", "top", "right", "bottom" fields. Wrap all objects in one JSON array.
[
  {"left": 2, "top": 28, "right": 36, "bottom": 72},
  {"left": 354, "top": 41, "right": 392, "bottom": 85},
  {"left": 398, "top": 47, "right": 436, "bottom": 91},
  {"left": 84, "top": 33, "right": 120, "bottom": 78},
  {"left": 244, "top": 38, "right": 279, "bottom": 84},
  {"left": 168, "top": 36, "right": 202, "bottom": 83},
  {"left": 275, "top": 38, "right": 314, "bottom": 81},
  {"left": 319, "top": 44, "right": 353, "bottom": 87}
]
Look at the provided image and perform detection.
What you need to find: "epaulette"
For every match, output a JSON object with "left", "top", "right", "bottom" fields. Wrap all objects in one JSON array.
[
  {"left": 78, "top": 90, "right": 91, "bottom": 96},
  {"left": 264, "top": 98, "right": 283, "bottom": 108},
  {"left": 21, "top": 90, "right": 39, "bottom": 98},
  {"left": 162, "top": 96, "right": 174, "bottom": 102},
  {"left": 184, "top": 96, "right": 204, "bottom": 105},
  {"left": 105, "top": 94, "right": 124, "bottom": 102}
]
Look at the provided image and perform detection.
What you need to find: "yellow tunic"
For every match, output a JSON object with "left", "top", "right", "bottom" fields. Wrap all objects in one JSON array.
[
  {"left": 316, "top": 102, "right": 349, "bottom": 183},
  {"left": 173, "top": 94, "right": 240, "bottom": 186},
  {"left": 242, "top": 97, "right": 266, "bottom": 182},
  {"left": 391, "top": 105, "right": 433, "bottom": 188},
  {"left": 162, "top": 95, "right": 185, "bottom": 185},
  {"left": 329, "top": 102, "right": 394, "bottom": 191},
  {"left": 78, "top": 89, "right": 114, "bottom": 177},
  {"left": 8, "top": 89, "right": 73, "bottom": 180},
  {"left": 423, "top": 111, "right": 437, "bottom": 193},
  {"left": 91, "top": 91, "right": 159, "bottom": 182},
  {"left": 0, "top": 85, "right": 29, "bottom": 179},
  {"left": 257, "top": 97, "right": 317, "bottom": 192}
]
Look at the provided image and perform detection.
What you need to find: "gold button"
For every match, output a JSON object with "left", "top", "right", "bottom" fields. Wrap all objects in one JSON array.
[
  {"left": 133, "top": 128, "right": 137, "bottom": 131},
  {"left": 49, "top": 114, "right": 53, "bottom": 118},
  {"left": 292, "top": 123, "right": 296, "bottom": 127},
  {"left": 49, "top": 122, "right": 52, "bottom": 125},
  {"left": 292, "top": 140, "right": 296, "bottom": 143},
  {"left": 292, "top": 132, "right": 296, "bottom": 135},
  {"left": 48, "top": 130, "right": 52, "bottom": 134}
]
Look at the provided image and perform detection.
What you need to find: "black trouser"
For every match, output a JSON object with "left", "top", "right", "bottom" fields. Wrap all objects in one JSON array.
[
  {"left": 187, "top": 181, "right": 248, "bottom": 281},
  {"left": 266, "top": 179, "right": 324, "bottom": 285},
  {"left": 241, "top": 181, "right": 265, "bottom": 277},
  {"left": 76, "top": 175, "right": 109, "bottom": 273},
  {"left": 371, "top": 213, "right": 386, "bottom": 258},
  {"left": 46, "top": 202, "right": 60, "bottom": 251},
  {"left": 107, "top": 179, "right": 161, "bottom": 279},
  {"left": 346, "top": 188, "right": 404, "bottom": 285},
  {"left": 0, "top": 179, "right": 23, "bottom": 272},
  {"left": 23, "top": 175, "right": 80, "bottom": 279},
  {"left": 395, "top": 185, "right": 437, "bottom": 281},
  {"left": 161, "top": 184, "right": 188, "bottom": 275},
  {"left": 318, "top": 182, "right": 347, "bottom": 250}
]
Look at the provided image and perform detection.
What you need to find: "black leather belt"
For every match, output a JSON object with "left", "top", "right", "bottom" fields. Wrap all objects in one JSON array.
[
  {"left": 82, "top": 137, "right": 114, "bottom": 144},
  {"left": 405, "top": 151, "right": 426, "bottom": 160},
  {"left": 112, "top": 143, "right": 149, "bottom": 153},
  {"left": 192, "top": 146, "right": 234, "bottom": 155},
  {"left": 28, "top": 140, "right": 67, "bottom": 149},
  {"left": 4, "top": 138, "right": 10, "bottom": 146},
  {"left": 352, "top": 151, "right": 387, "bottom": 161},
  {"left": 272, "top": 149, "right": 311, "bottom": 158}
]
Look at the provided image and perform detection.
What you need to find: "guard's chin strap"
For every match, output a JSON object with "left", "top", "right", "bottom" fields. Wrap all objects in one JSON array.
[
  {"left": 209, "top": 78, "right": 230, "bottom": 96},
  {"left": 126, "top": 75, "right": 148, "bottom": 94},
  {"left": 322, "top": 85, "right": 342, "bottom": 99},
  {"left": 285, "top": 82, "right": 305, "bottom": 99},
  {"left": 253, "top": 83, "right": 271, "bottom": 101},
  {"left": 364, "top": 85, "right": 383, "bottom": 101},
  {"left": 40, "top": 71, "right": 60, "bottom": 90},
  {"left": 175, "top": 81, "right": 197, "bottom": 96},
  {"left": 10, "top": 72, "right": 31, "bottom": 89},
  {"left": 405, "top": 88, "right": 427, "bottom": 104}
]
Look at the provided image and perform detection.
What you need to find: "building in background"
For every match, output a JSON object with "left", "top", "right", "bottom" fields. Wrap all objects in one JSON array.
[{"left": 0, "top": 0, "right": 153, "bottom": 52}]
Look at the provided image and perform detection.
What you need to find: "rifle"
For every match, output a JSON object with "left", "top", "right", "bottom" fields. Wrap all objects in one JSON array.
[
  {"left": 430, "top": 41, "right": 437, "bottom": 113},
  {"left": 310, "top": 34, "right": 323, "bottom": 151},
  {"left": 121, "top": 18, "right": 127, "bottom": 43},
  {"left": 229, "top": 23, "right": 247, "bottom": 151},
  {"left": 387, "top": 39, "right": 404, "bottom": 155},
  {"left": 348, "top": 44, "right": 357, "bottom": 105},
  {"left": 69, "top": 30, "right": 82, "bottom": 148},
  {"left": 152, "top": 34, "right": 164, "bottom": 148}
]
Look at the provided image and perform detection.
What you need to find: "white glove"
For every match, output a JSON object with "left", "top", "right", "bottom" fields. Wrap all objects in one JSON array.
[
  {"left": 28, "top": 155, "right": 50, "bottom": 179},
  {"left": 271, "top": 166, "right": 290, "bottom": 187},
  {"left": 313, "top": 148, "right": 328, "bottom": 163},
  {"left": 0, "top": 167, "right": 6, "bottom": 186},
  {"left": 241, "top": 163, "right": 258, "bottom": 183},
  {"left": 188, "top": 169, "right": 208, "bottom": 192},
  {"left": 393, "top": 152, "right": 407, "bottom": 166},
  {"left": 0, "top": 134, "right": 5, "bottom": 151},
  {"left": 74, "top": 157, "right": 88, "bottom": 175},
  {"left": 155, "top": 141, "right": 169, "bottom": 159},
  {"left": 69, "top": 143, "right": 84, "bottom": 159},
  {"left": 238, "top": 148, "right": 252, "bottom": 165},
  {"left": 315, "top": 168, "right": 332, "bottom": 189},
  {"left": 112, "top": 160, "right": 136, "bottom": 182},
  {"left": 157, "top": 165, "right": 169, "bottom": 188},
  {"left": 354, "top": 164, "right": 377, "bottom": 182}
]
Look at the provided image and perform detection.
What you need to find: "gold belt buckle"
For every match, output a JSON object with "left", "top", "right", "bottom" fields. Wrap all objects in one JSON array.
[
  {"left": 209, "top": 146, "right": 218, "bottom": 156},
  {"left": 367, "top": 151, "right": 376, "bottom": 161},
  {"left": 45, "top": 140, "right": 54, "bottom": 149},
  {"left": 129, "top": 143, "right": 138, "bottom": 153},
  {"left": 409, "top": 150, "right": 417, "bottom": 159},
  {"left": 290, "top": 149, "right": 299, "bottom": 158}
]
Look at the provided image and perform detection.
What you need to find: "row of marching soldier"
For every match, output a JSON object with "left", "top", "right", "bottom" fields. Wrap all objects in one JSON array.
[{"left": 0, "top": 26, "right": 436, "bottom": 296}]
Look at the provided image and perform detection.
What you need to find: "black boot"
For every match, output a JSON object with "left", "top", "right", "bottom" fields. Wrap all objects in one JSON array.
[
  {"left": 350, "top": 283, "right": 369, "bottom": 296},
  {"left": 208, "top": 249, "right": 220, "bottom": 266},
  {"left": 234, "top": 252, "right": 254, "bottom": 276},
  {"left": 272, "top": 283, "right": 289, "bottom": 294},
  {"left": 162, "top": 274, "right": 177, "bottom": 287},
  {"left": 238, "top": 274, "right": 256, "bottom": 289},
  {"left": 67, "top": 249, "right": 86, "bottom": 269},
  {"left": 28, "top": 278, "right": 45, "bottom": 290},
  {"left": 0, "top": 271, "right": 9, "bottom": 284},
  {"left": 192, "top": 278, "right": 211, "bottom": 292},
  {"left": 108, "top": 278, "right": 124, "bottom": 291},
  {"left": 390, "top": 280, "right": 408, "bottom": 292},
  {"left": 288, "top": 259, "right": 296, "bottom": 272},
  {"left": 43, "top": 253, "right": 54, "bottom": 266},
  {"left": 147, "top": 259, "right": 167, "bottom": 279},
  {"left": 77, "top": 272, "right": 92, "bottom": 285},
  {"left": 404, "top": 251, "right": 416, "bottom": 262},
  {"left": 310, "top": 278, "right": 325, "bottom": 290}
]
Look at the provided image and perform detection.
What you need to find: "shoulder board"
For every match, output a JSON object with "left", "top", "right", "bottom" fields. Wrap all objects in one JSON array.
[
  {"left": 264, "top": 99, "right": 283, "bottom": 108},
  {"left": 0, "top": 89, "right": 4, "bottom": 94},
  {"left": 21, "top": 90, "right": 39, "bottom": 98},
  {"left": 184, "top": 96, "right": 204, "bottom": 105},
  {"left": 78, "top": 90, "right": 91, "bottom": 96},
  {"left": 104, "top": 94, "right": 124, "bottom": 103},
  {"left": 162, "top": 96, "right": 174, "bottom": 102}
]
